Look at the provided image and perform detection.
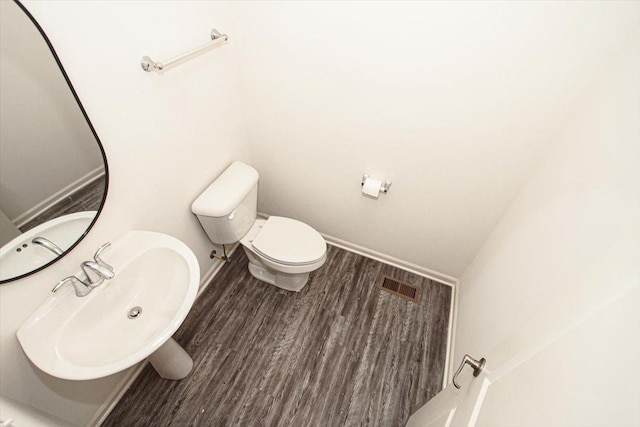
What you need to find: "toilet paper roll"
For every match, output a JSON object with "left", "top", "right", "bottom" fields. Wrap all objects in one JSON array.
[{"left": 362, "top": 177, "right": 382, "bottom": 198}]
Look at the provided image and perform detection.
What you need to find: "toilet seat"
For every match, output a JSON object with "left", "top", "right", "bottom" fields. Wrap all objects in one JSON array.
[{"left": 251, "top": 216, "right": 326, "bottom": 266}]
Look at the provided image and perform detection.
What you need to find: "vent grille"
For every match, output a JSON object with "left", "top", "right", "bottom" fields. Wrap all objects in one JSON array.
[{"left": 379, "top": 275, "right": 419, "bottom": 302}]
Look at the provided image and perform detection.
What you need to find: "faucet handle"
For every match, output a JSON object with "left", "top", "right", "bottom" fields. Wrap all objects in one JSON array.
[
  {"left": 52, "top": 277, "right": 71, "bottom": 293},
  {"left": 52, "top": 276, "right": 91, "bottom": 297},
  {"left": 93, "top": 242, "right": 113, "bottom": 271}
]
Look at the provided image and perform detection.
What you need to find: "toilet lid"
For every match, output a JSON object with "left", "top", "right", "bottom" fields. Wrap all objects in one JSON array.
[{"left": 252, "top": 216, "right": 326, "bottom": 266}]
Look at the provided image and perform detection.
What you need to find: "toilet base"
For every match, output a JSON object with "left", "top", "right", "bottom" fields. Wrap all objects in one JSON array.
[
  {"left": 247, "top": 261, "right": 310, "bottom": 292},
  {"left": 243, "top": 246, "right": 310, "bottom": 292}
]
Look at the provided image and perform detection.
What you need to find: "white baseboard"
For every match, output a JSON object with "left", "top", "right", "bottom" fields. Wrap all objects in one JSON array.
[
  {"left": 14, "top": 167, "right": 105, "bottom": 228},
  {"left": 91, "top": 361, "right": 147, "bottom": 426},
  {"left": 444, "top": 285, "right": 458, "bottom": 388},
  {"left": 90, "top": 244, "right": 239, "bottom": 426},
  {"left": 320, "top": 234, "right": 457, "bottom": 287}
]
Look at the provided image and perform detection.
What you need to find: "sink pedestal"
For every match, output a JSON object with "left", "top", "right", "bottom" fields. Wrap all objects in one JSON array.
[{"left": 148, "top": 338, "right": 193, "bottom": 380}]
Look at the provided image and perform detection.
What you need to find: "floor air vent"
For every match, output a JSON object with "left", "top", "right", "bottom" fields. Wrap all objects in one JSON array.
[{"left": 379, "top": 275, "right": 419, "bottom": 302}]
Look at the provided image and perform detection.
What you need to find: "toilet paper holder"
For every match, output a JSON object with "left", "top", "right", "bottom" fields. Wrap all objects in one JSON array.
[{"left": 361, "top": 174, "right": 392, "bottom": 193}]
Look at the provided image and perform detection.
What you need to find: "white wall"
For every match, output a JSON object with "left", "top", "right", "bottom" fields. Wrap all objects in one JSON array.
[
  {"left": 234, "top": 1, "right": 638, "bottom": 277},
  {"left": 454, "top": 36, "right": 639, "bottom": 422},
  {"left": 0, "top": 0, "right": 103, "bottom": 220},
  {"left": 0, "top": 1, "right": 248, "bottom": 425}
]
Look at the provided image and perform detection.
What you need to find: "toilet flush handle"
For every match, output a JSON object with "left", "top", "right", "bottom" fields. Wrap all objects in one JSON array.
[{"left": 228, "top": 209, "right": 237, "bottom": 220}]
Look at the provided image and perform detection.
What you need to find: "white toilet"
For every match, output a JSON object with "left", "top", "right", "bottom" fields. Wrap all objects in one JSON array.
[{"left": 191, "top": 161, "right": 327, "bottom": 292}]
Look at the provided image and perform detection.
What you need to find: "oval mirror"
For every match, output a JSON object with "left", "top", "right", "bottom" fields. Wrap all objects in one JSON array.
[{"left": 0, "top": 0, "right": 108, "bottom": 283}]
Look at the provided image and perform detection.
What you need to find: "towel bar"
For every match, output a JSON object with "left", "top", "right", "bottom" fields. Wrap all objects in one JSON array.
[{"left": 141, "top": 28, "right": 228, "bottom": 73}]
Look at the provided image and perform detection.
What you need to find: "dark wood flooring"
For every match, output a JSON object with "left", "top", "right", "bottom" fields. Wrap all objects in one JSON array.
[
  {"left": 103, "top": 245, "right": 451, "bottom": 427},
  {"left": 19, "top": 175, "right": 106, "bottom": 232}
]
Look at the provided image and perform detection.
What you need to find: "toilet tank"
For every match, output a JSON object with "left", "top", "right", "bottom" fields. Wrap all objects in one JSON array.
[{"left": 191, "top": 161, "right": 259, "bottom": 244}]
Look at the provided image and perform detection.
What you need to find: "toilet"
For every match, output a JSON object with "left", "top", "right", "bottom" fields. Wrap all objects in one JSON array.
[{"left": 191, "top": 161, "right": 327, "bottom": 292}]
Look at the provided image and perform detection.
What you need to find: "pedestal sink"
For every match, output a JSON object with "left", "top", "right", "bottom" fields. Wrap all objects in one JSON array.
[{"left": 16, "top": 230, "right": 200, "bottom": 381}]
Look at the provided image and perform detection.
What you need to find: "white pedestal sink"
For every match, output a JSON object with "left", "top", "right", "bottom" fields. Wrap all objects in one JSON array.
[{"left": 16, "top": 230, "right": 200, "bottom": 381}]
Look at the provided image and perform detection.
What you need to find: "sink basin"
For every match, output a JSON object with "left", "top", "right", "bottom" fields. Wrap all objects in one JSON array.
[
  {"left": 16, "top": 230, "right": 200, "bottom": 380},
  {"left": 0, "top": 211, "right": 96, "bottom": 281}
]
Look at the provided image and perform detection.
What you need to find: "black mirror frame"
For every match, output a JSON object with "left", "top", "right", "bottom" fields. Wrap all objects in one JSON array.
[{"left": 0, "top": 0, "right": 109, "bottom": 284}]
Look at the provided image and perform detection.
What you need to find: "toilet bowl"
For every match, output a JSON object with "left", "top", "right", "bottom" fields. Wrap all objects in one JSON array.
[
  {"left": 191, "top": 161, "right": 327, "bottom": 292},
  {"left": 240, "top": 217, "right": 326, "bottom": 291}
]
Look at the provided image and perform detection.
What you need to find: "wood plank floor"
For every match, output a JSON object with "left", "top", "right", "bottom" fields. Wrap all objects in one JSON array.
[{"left": 103, "top": 245, "right": 451, "bottom": 427}]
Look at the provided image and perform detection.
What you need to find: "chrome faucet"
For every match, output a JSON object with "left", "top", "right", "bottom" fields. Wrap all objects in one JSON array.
[
  {"left": 32, "top": 237, "right": 64, "bottom": 256},
  {"left": 51, "top": 242, "right": 114, "bottom": 297}
]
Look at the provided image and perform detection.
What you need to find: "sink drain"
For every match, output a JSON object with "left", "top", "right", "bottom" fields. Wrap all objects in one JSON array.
[{"left": 128, "top": 306, "right": 142, "bottom": 319}]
